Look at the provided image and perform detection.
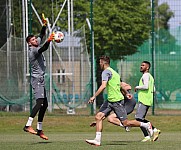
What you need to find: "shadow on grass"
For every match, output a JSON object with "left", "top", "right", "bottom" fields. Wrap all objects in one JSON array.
[
  {"left": 31, "top": 141, "right": 53, "bottom": 144},
  {"left": 106, "top": 140, "right": 139, "bottom": 146}
]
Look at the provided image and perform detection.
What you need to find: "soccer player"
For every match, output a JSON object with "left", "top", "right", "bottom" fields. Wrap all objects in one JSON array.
[
  {"left": 89, "top": 81, "right": 136, "bottom": 132},
  {"left": 135, "top": 61, "right": 161, "bottom": 142},
  {"left": 23, "top": 14, "right": 55, "bottom": 140},
  {"left": 85, "top": 56, "right": 153, "bottom": 146}
]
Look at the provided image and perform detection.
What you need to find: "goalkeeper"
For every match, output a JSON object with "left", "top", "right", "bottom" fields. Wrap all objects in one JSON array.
[{"left": 23, "top": 13, "right": 54, "bottom": 140}]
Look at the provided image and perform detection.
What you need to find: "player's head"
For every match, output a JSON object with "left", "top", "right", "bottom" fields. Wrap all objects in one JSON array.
[
  {"left": 140, "top": 61, "right": 151, "bottom": 73},
  {"left": 99, "top": 55, "right": 110, "bottom": 70},
  {"left": 26, "top": 34, "right": 38, "bottom": 47}
]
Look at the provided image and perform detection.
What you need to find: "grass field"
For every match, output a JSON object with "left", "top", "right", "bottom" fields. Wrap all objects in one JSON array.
[{"left": 0, "top": 111, "right": 181, "bottom": 150}]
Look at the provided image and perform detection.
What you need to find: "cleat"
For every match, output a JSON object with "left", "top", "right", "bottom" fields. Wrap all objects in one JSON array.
[
  {"left": 147, "top": 122, "right": 153, "bottom": 137},
  {"left": 23, "top": 126, "right": 37, "bottom": 134},
  {"left": 141, "top": 136, "right": 152, "bottom": 142},
  {"left": 125, "top": 126, "right": 131, "bottom": 132},
  {"left": 85, "top": 139, "right": 100, "bottom": 146},
  {"left": 153, "top": 129, "right": 161, "bottom": 141},
  {"left": 36, "top": 130, "right": 48, "bottom": 140}
]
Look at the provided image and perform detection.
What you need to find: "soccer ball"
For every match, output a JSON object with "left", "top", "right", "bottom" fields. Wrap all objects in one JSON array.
[{"left": 54, "top": 31, "right": 64, "bottom": 43}]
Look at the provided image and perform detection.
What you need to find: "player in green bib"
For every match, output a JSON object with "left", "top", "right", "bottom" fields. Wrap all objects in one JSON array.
[
  {"left": 86, "top": 56, "right": 153, "bottom": 146},
  {"left": 89, "top": 81, "right": 136, "bottom": 132},
  {"left": 135, "top": 61, "right": 161, "bottom": 142}
]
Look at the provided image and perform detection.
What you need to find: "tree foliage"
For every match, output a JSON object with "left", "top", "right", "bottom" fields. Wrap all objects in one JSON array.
[
  {"left": 93, "top": 0, "right": 151, "bottom": 60},
  {"left": 154, "top": 0, "right": 176, "bottom": 54},
  {"left": 155, "top": 0, "right": 174, "bottom": 30}
]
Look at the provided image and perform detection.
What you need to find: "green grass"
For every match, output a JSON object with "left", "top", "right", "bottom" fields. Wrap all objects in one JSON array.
[{"left": 0, "top": 112, "right": 181, "bottom": 150}]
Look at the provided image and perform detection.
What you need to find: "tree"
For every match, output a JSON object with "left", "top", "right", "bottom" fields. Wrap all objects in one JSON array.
[
  {"left": 93, "top": 0, "right": 151, "bottom": 59},
  {"left": 155, "top": 0, "right": 174, "bottom": 30},
  {"left": 154, "top": 0, "right": 176, "bottom": 54}
]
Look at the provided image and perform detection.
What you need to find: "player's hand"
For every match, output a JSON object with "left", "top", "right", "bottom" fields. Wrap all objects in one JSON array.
[
  {"left": 47, "top": 32, "right": 55, "bottom": 42},
  {"left": 42, "top": 13, "right": 48, "bottom": 26},
  {"left": 126, "top": 93, "right": 133, "bottom": 99},
  {"left": 88, "top": 96, "right": 95, "bottom": 104},
  {"left": 90, "top": 121, "right": 96, "bottom": 127}
]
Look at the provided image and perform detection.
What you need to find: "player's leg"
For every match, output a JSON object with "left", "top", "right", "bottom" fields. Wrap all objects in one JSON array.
[
  {"left": 107, "top": 98, "right": 135, "bottom": 124},
  {"left": 23, "top": 98, "right": 45, "bottom": 134},
  {"left": 135, "top": 102, "right": 152, "bottom": 142},
  {"left": 23, "top": 77, "right": 44, "bottom": 135},
  {"left": 37, "top": 97, "right": 48, "bottom": 123},
  {"left": 90, "top": 116, "right": 106, "bottom": 127},
  {"left": 113, "top": 101, "right": 153, "bottom": 136},
  {"left": 107, "top": 113, "right": 133, "bottom": 131},
  {"left": 90, "top": 98, "right": 136, "bottom": 129},
  {"left": 123, "top": 98, "right": 137, "bottom": 131},
  {"left": 139, "top": 119, "right": 161, "bottom": 141},
  {"left": 89, "top": 101, "right": 109, "bottom": 128},
  {"left": 106, "top": 98, "right": 136, "bottom": 131},
  {"left": 37, "top": 89, "right": 48, "bottom": 122},
  {"left": 135, "top": 102, "right": 161, "bottom": 141},
  {"left": 107, "top": 113, "right": 123, "bottom": 126},
  {"left": 86, "top": 112, "right": 105, "bottom": 146},
  {"left": 36, "top": 96, "right": 48, "bottom": 140},
  {"left": 86, "top": 101, "right": 111, "bottom": 146},
  {"left": 90, "top": 97, "right": 136, "bottom": 131}
]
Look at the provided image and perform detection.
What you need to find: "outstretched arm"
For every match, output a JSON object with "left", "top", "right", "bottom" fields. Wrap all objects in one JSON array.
[{"left": 38, "top": 32, "right": 55, "bottom": 53}]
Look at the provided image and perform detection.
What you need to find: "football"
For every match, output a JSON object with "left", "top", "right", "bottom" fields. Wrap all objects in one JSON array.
[{"left": 54, "top": 31, "right": 64, "bottom": 43}]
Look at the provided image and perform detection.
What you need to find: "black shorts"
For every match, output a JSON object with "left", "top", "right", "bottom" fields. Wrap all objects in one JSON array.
[{"left": 99, "top": 100, "right": 127, "bottom": 121}]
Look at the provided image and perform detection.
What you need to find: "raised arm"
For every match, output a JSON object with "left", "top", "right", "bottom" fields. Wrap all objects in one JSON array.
[{"left": 39, "top": 13, "right": 48, "bottom": 40}]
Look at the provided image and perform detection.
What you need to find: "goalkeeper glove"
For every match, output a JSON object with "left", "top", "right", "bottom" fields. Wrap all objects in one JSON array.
[
  {"left": 47, "top": 32, "right": 55, "bottom": 42},
  {"left": 42, "top": 13, "right": 48, "bottom": 26}
]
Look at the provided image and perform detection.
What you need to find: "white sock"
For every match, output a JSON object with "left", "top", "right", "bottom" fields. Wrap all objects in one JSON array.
[
  {"left": 95, "top": 132, "right": 101, "bottom": 142},
  {"left": 37, "top": 122, "right": 42, "bottom": 130},
  {"left": 120, "top": 122, "right": 124, "bottom": 127},
  {"left": 26, "top": 117, "right": 33, "bottom": 126},
  {"left": 153, "top": 128, "right": 158, "bottom": 132},
  {"left": 145, "top": 136, "right": 151, "bottom": 139},
  {"left": 140, "top": 122, "right": 149, "bottom": 128}
]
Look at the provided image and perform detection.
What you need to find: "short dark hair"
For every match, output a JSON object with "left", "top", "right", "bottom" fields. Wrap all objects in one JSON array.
[
  {"left": 142, "top": 61, "right": 151, "bottom": 69},
  {"left": 99, "top": 55, "right": 110, "bottom": 64},
  {"left": 26, "top": 34, "right": 34, "bottom": 43}
]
